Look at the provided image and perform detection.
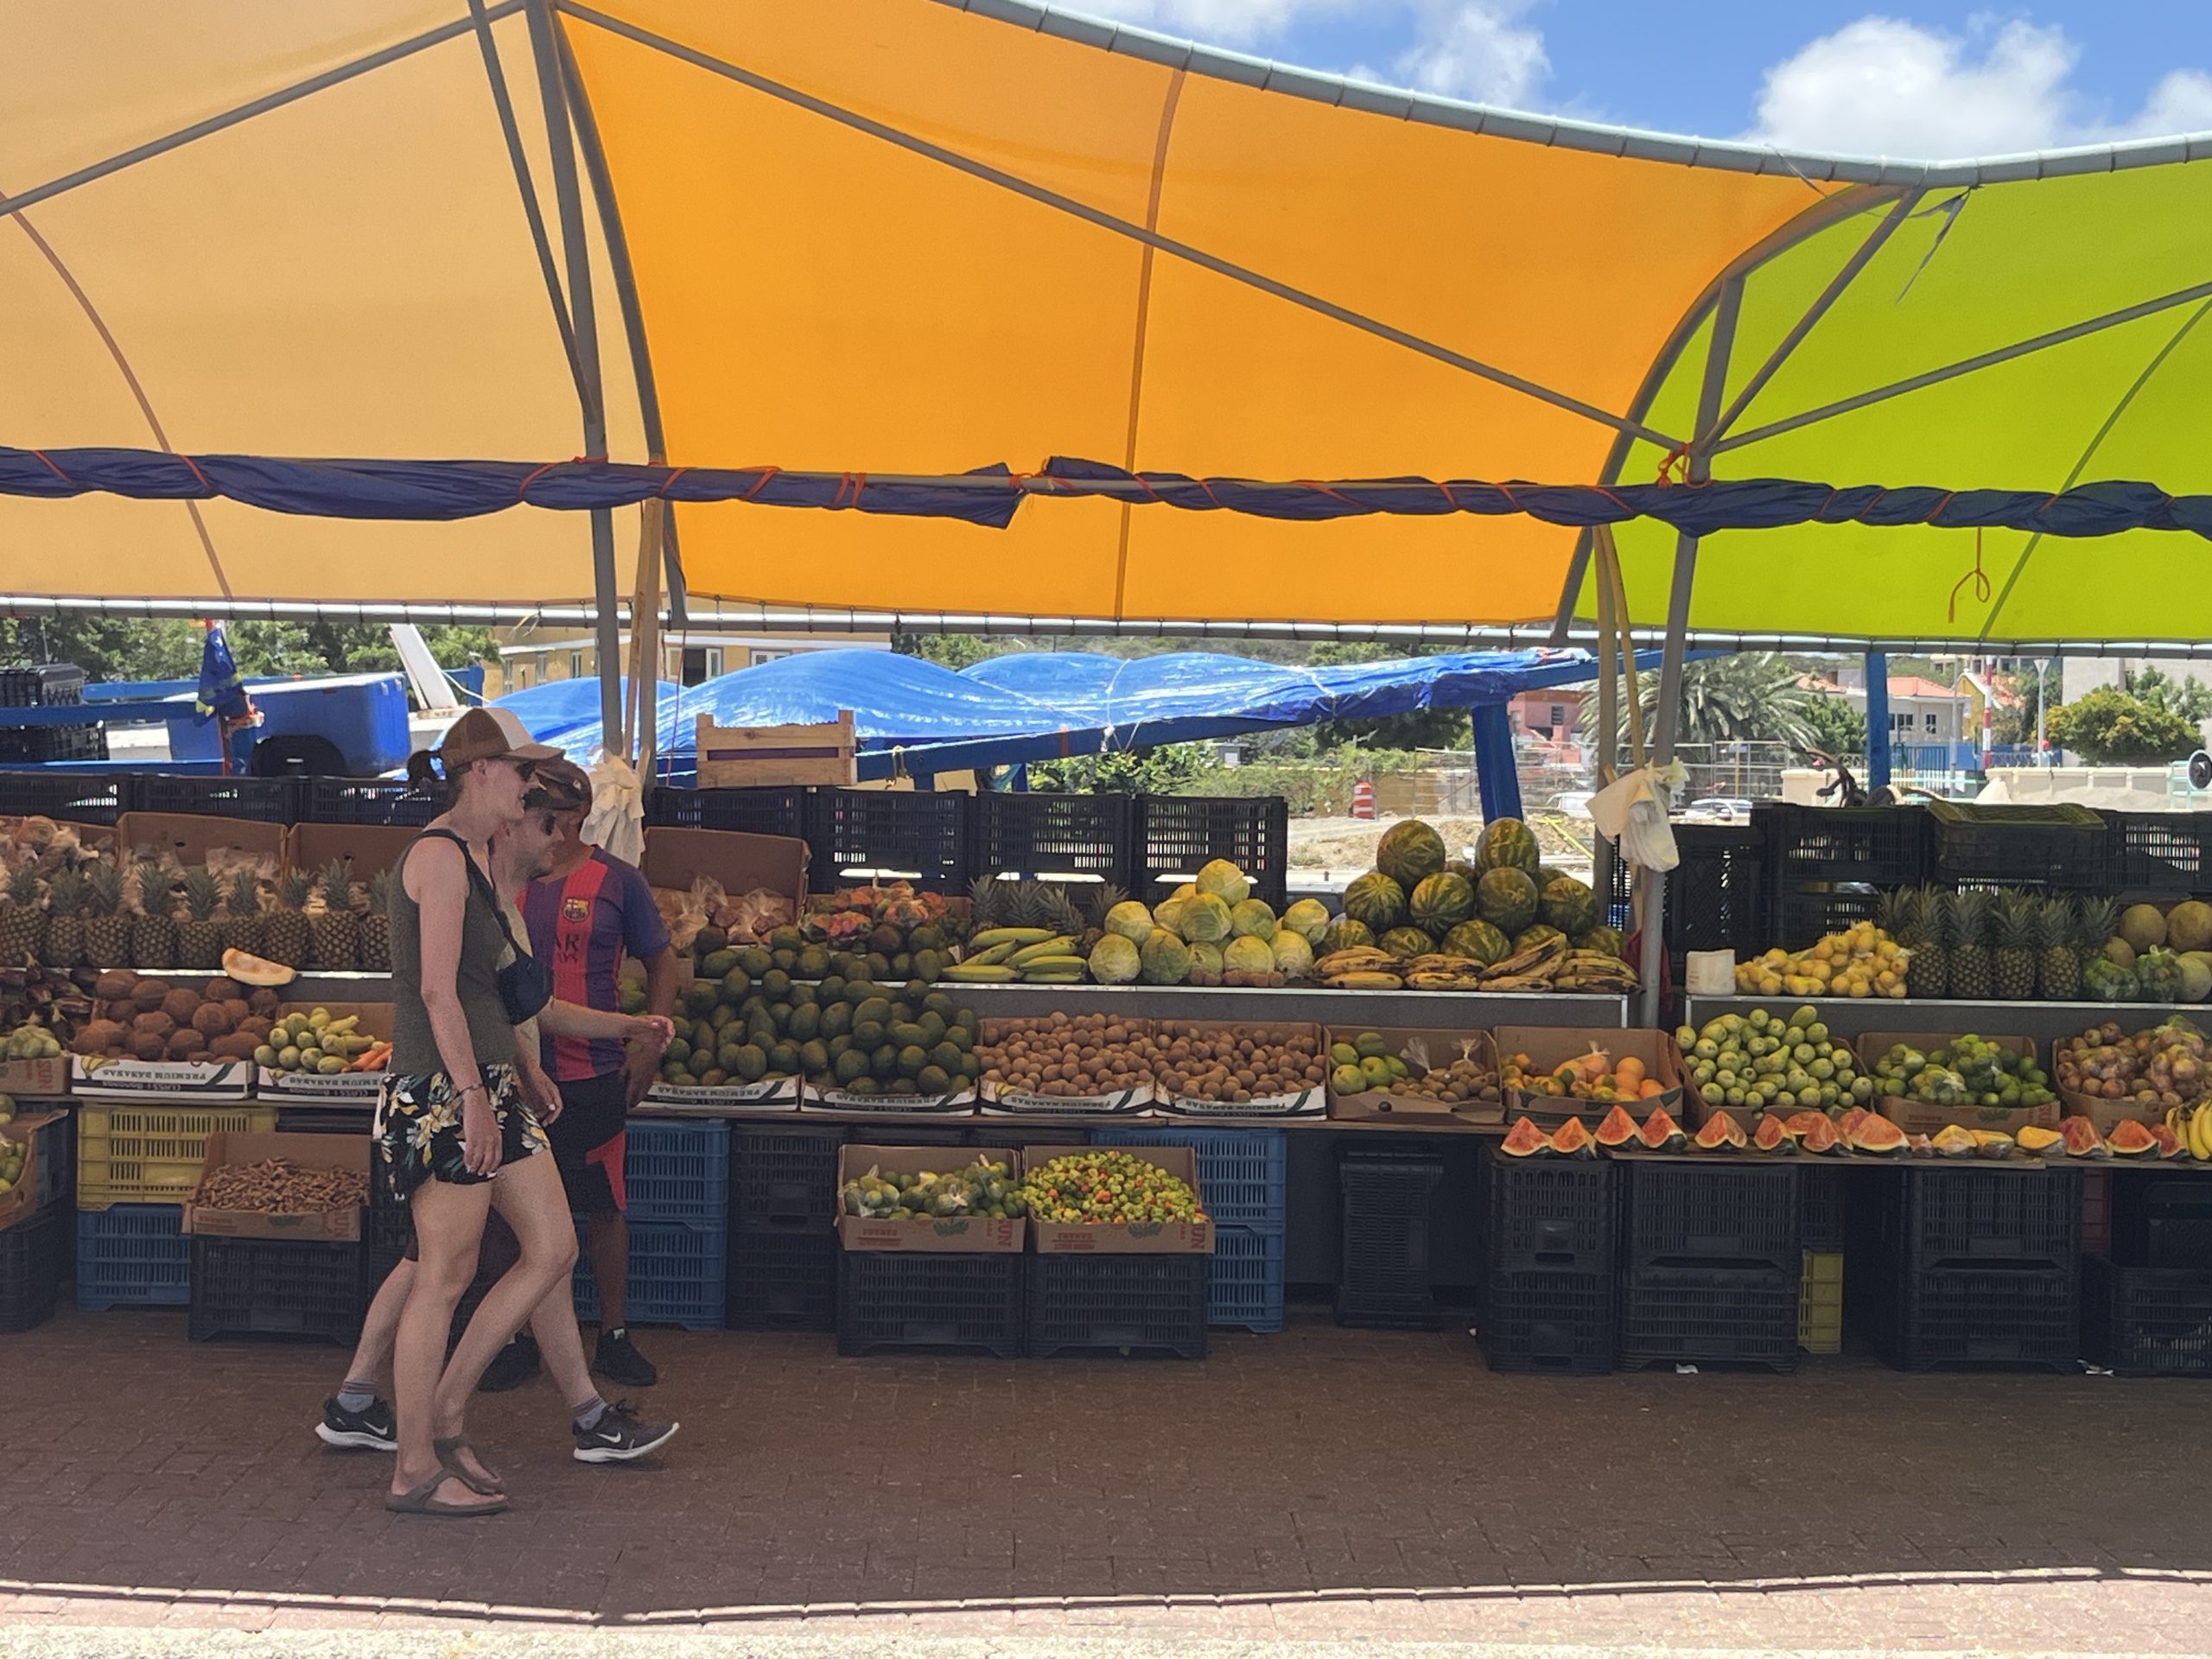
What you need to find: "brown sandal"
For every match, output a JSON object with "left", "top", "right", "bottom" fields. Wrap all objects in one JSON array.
[
  {"left": 434, "top": 1434, "right": 505, "bottom": 1495},
  {"left": 385, "top": 1470, "right": 506, "bottom": 1517}
]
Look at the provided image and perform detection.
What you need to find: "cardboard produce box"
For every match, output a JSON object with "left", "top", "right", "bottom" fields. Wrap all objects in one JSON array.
[
  {"left": 1325, "top": 1027, "right": 1500, "bottom": 1125},
  {"left": 0, "top": 1111, "right": 53, "bottom": 1234},
  {"left": 975, "top": 1014, "right": 1156, "bottom": 1116},
  {"left": 0, "top": 1056, "right": 70, "bottom": 1099},
  {"left": 2057, "top": 1088, "right": 2165, "bottom": 1136},
  {"left": 115, "top": 811, "right": 287, "bottom": 871},
  {"left": 1150, "top": 1021, "right": 1326, "bottom": 1118},
  {"left": 182, "top": 1130, "right": 367, "bottom": 1242},
  {"left": 285, "top": 823, "right": 419, "bottom": 886},
  {"left": 641, "top": 826, "right": 808, "bottom": 912},
  {"left": 836, "top": 1143, "right": 1024, "bottom": 1252},
  {"left": 254, "top": 1001, "right": 392, "bottom": 1099},
  {"left": 1855, "top": 1032, "right": 2061, "bottom": 1135},
  {"left": 70, "top": 1054, "right": 255, "bottom": 1101},
  {"left": 645, "top": 1074, "right": 803, "bottom": 1111},
  {"left": 1495, "top": 1026, "right": 1683, "bottom": 1124},
  {"left": 1023, "top": 1144, "right": 1213, "bottom": 1254}
]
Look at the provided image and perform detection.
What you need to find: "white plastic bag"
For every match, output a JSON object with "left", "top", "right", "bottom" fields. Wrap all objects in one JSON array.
[{"left": 585, "top": 751, "right": 645, "bottom": 867}]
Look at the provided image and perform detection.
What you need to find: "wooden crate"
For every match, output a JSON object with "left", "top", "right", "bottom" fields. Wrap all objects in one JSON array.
[{"left": 696, "top": 711, "right": 855, "bottom": 787}]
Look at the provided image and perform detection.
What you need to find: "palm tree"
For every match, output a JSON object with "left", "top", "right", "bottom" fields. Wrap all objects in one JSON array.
[{"left": 1581, "top": 652, "right": 1817, "bottom": 753}]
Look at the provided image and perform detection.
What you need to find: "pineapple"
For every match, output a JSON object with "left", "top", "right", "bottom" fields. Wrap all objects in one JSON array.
[
  {"left": 263, "top": 871, "right": 314, "bottom": 970},
  {"left": 0, "top": 866, "right": 45, "bottom": 965},
  {"left": 2075, "top": 896, "right": 2120, "bottom": 986},
  {"left": 1993, "top": 889, "right": 2038, "bottom": 1001},
  {"left": 1947, "top": 887, "right": 1994, "bottom": 1001},
  {"left": 312, "top": 859, "right": 359, "bottom": 971},
  {"left": 361, "top": 868, "right": 393, "bottom": 973},
  {"left": 967, "top": 872, "right": 1008, "bottom": 933},
  {"left": 1901, "top": 887, "right": 1949, "bottom": 998},
  {"left": 130, "top": 860, "right": 178, "bottom": 969},
  {"left": 41, "top": 870, "right": 86, "bottom": 969},
  {"left": 225, "top": 868, "right": 265, "bottom": 958},
  {"left": 2038, "top": 893, "right": 2082, "bottom": 1001},
  {"left": 1032, "top": 881, "right": 1084, "bottom": 941},
  {"left": 82, "top": 861, "right": 130, "bottom": 968},
  {"left": 178, "top": 866, "right": 225, "bottom": 969}
]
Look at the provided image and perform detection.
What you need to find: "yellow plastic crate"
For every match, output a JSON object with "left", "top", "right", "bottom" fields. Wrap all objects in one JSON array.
[
  {"left": 1798, "top": 1249, "right": 1843, "bottom": 1354},
  {"left": 76, "top": 1103, "right": 279, "bottom": 1211}
]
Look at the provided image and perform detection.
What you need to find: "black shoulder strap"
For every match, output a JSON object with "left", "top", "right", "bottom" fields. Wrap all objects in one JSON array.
[{"left": 415, "top": 827, "right": 528, "bottom": 960}]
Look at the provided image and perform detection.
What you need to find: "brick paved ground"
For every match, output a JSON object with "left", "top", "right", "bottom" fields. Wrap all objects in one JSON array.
[{"left": 3, "top": 1305, "right": 2210, "bottom": 1652}]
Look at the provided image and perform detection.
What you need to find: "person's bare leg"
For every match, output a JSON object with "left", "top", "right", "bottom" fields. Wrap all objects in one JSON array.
[
  {"left": 338, "top": 1255, "right": 414, "bottom": 1396},
  {"left": 587, "top": 1212, "right": 627, "bottom": 1336},
  {"left": 435, "top": 1153, "right": 579, "bottom": 1438},
  {"left": 391, "top": 1181, "right": 500, "bottom": 1511},
  {"left": 527, "top": 1273, "right": 599, "bottom": 1415}
]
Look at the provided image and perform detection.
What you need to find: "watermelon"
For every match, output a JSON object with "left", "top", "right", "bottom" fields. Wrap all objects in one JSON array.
[
  {"left": 1475, "top": 867, "right": 1540, "bottom": 933},
  {"left": 1375, "top": 820, "right": 1448, "bottom": 889},
  {"left": 1408, "top": 872, "right": 1475, "bottom": 932},
  {"left": 1513, "top": 924, "right": 1565, "bottom": 954},
  {"left": 1536, "top": 864, "right": 1569, "bottom": 889},
  {"left": 1341, "top": 871, "right": 1406, "bottom": 931},
  {"left": 1379, "top": 925, "right": 1435, "bottom": 959},
  {"left": 1473, "top": 817, "right": 1541, "bottom": 875},
  {"left": 1441, "top": 919, "right": 1511, "bottom": 964},
  {"left": 1540, "top": 876, "right": 1600, "bottom": 938},
  {"left": 1446, "top": 858, "right": 1479, "bottom": 884},
  {"left": 1321, "top": 918, "right": 1376, "bottom": 956},
  {"left": 1573, "top": 925, "right": 1625, "bottom": 958}
]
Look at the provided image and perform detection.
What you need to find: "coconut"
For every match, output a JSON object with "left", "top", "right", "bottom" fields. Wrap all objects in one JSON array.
[
  {"left": 166, "top": 1028, "right": 207, "bottom": 1059},
  {"left": 2180, "top": 953, "right": 2212, "bottom": 1004},
  {"left": 131, "top": 979, "right": 172, "bottom": 1013},
  {"left": 1194, "top": 859, "right": 1251, "bottom": 906},
  {"left": 1103, "top": 900, "right": 1154, "bottom": 944},
  {"left": 93, "top": 970, "right": 136, "bottom": 1001},
  {"left": 161, "top": 988, "right": 204, "bottom": 1027},
  {"left": 2169, "top": 901, "right": 2212, "bottom": 955},
  {"left": 2120, "top": 904, "right": 2169, "bottom": 954},
  {"left": 2105, "top": 938, "right": 2138, "bottom": 969}
]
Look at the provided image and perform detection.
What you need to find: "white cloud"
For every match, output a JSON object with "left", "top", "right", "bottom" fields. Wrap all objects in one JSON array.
[
  {"left": 1067, "top": 0, "right": 1346, "bottom": 46},
  {"left": 1392, "top": 2, "right": 1549, "bottom": 109},
  {"left": 1748, "top": 15, "right": 2212, "bottom": 158}
]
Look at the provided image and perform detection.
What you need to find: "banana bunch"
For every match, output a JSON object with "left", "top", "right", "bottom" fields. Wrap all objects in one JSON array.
[
  {"left": 1553, "top": 950, "right": 1642, "bottom": 993},
  {"left": 1314, "top": 946, "right": 1405, "bottom": 989},
  {"left": 2166, "top": 1102, "right": 2212, "bottom": 1162},
  {"left": 1472, "top": 931, "right": 1572, "bottom": 992},
  {"left": 1402, "top": 954, "right": 1490, "bottom": 990},
  {"left": 945, "top": 928, "right": 1088, "bottom": 984}
]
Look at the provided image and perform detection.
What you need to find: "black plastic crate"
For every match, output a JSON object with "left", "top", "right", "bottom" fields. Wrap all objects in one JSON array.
[
  {"left": 1478, "top": 1267, "right": 1612, "bottom": 1374},
  {"left": 2107, "top": 811, "right": 2212, "bottom": 896},
  {"left": 1928, "top": 800, "right": 2106, "bottom": 889},
  {"left": 0, "top": 770, "right": 133, "bottom": 823},
  {"left": 2083, "top": 1255, "right": 2212, "bottom": 1376},
  {"left": 647, "top": 785, "right": 810, "bottom": 839},
  {"left": 970, "top": 791, "right": 1133, "bottom": 885},
  {"left": 1485, "top": 1144, "right": 1614, "bottom": 1270},
  {"left": 2112, "top": 1176, "right": 2212, "bottom": 1269},
  {"left": 1770, "top": 883, "right": 1886, "bottom": 950},
  {"left": 1618, "top": 1264, "right": 1800, "bottom": 1371},
  {"left": 1757, "top": 802, "right": 1926, "bottom": 887},
  {"left": 300, "top": 778, "right": 442, "bottom": 826},
  {"left": 1338, "top": 1148, "right": 1444, "bottom": 1328},
  {"left": 732, "top": 1124, "right": 845, "bottom": 1230},
  {"left": 0, "top": 1209, "right": 65, "bottom": 1334},
  {"left": 1876, "top": 1260, "right": 2080, "bottom": 1371},
  {"left": 1027, "top": 1250, "right": 1206, "bottom": 1359},
  {"left": 1800, "top": 1166, "right": 1848, "bottom": 1254},
  {"left": 188, "top": 1236, "right": 367, "bottom": 1344},
  {"left": 1621, "top": 1162, "right": 1799, "bottom": 1270},
  {"left": 136, "top": 774, "right": 301, "bottom": 824},
  {"left": 839, "top": 1247, "right": 1026, "bottom": 1357},
  {"left": 0, "top": 721, "right": 107, "bottom": 764},
  {"left": 1667, "top": 823, "right": 1770, "bottom": 963},
  {"left": 0, "top": 664, "right": 86, "bottom": 707},
  {"left": 727, "top": 1227, "right": 836, "bottom": 1330},
  {"left": 1133, "top": 795, "right": 1289, "bottom": 909},
  {"left": 1876, "top": 1166, "right": 2082, "bottom": 1269},
  {"left": 808, "top": 788, "right": 969, "bottom": 891}
]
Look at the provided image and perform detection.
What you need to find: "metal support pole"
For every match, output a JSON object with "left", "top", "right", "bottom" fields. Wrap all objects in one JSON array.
[
  {"left": 1639, "top": 277, "right": 1742, "bottom": 1028},
  {"left": 1866, "top": 652, "right": 1891, "bottom": 787},
  {"left": 525, "top": 0, "right": 625, "bottom": 751}
]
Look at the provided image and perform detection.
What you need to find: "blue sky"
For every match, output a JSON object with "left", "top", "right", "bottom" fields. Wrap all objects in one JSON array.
[{"left": 1074, "top": 3, "right": 2212, "bottom": 156}]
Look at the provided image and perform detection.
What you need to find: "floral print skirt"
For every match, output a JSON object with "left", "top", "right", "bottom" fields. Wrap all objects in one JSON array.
[{"left": 372, "top": 1065, "right": 547, "bottom": 1205}]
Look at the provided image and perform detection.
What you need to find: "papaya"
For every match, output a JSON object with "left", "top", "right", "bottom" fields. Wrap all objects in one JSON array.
[
  {"left": 1930, "top": 1123, "right": 1978, "bottom": 1159},
  {"left": 1752, "top": 1115, "right": 1796, "bottom": 1155},
  {"left": 1848, "top": 1114, "right": 1909, "bottom": 1157},
  {"left": 2155, "top": 1122, "right": 2188, "bottom": 1160},
  {"left": 1548, "top": 1116, "right": 1597, "bottom": 1159},
  {"left": 2016, "top": 1123, "right": 2064, "bottom": 1157},
  {"left": 1637, "top": 1106, "right": 1686, "bottom": 1152},
  {"left": 1500, "top": 1116, "right": 1549, "bottom": 1159},
  {"left": 1796, "top": 1115, "right": 1842, "bottom": 1156},
  {"left": 1593, "top": 1103, "right": 1640, "bottom": 1150},
  {"left": 1692, "top": 1114, "right": 1739, "bottom": 1153},
  {"left": 2059, "top": 1116, "right": 2109, "bottom": 1160},
  {"left": 2107, "top": 1118, "right": 2160, "bottom": 1159}
]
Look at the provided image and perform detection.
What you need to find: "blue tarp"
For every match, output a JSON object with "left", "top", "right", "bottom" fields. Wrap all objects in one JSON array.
[
  {"left": 7, "top": 444, "right": 2211, "bottom": 541},
  {"left": 494, "top": 676, "right": 677, "bottom": 750},
  {"left": 537, "top": 647, "right": 1657, "bottom": 784}
]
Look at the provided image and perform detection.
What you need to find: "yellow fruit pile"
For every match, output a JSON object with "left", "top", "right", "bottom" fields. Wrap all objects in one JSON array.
[{"left": 1734, "top": 921, "right": 1910, "bottom": 999}]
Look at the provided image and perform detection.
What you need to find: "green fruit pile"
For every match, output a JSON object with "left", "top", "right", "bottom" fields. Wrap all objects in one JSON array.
[
  {"left": 1679, "top": 1004, "right": 1874, "bottom": 1116},
  {"left": 1017, "top": 1149, "right": 1206, "bottom": 1225},
  {"left": 1328, "top": 1030, "right": 1409, "bottom": 1095},
  {"left": 255, "top": 1008, "right": 378, "bottom": 1075},
  {"left": 2, "top": 1022, "right": 62, "bottom": 1062},
  {"left": 1871, "top": 1034, "right": 2053, "bottom": 1109},
  {"left": 664, "top": 969, "right": 983, "bottom": 1099},
  {"left": 1328, "top": 1030, "right": 1498, "bottom": 1105},
  {"left": 842, "top": 1157, "right": 1024, "bottom": 1221},
  {"left": 0, "top": 1133, "right": 22, "bottom": 1192},
  {"left": 696, "top": 930, "right": 838, "bottom": 991}
]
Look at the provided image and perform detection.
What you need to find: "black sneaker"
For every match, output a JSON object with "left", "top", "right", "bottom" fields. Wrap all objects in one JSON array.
[
  {"left": 477, "top": 1334, "right": 542, "bottom": 1394},
  {"left": 573, "top": 1401, "right": 679, "bottom": 1464},
  {"left": 316, "top": 1396, "right": 397, "bottom": 1452},
  {"left": 594, "top": 1329, "right": 659, "bottom": 1388}
]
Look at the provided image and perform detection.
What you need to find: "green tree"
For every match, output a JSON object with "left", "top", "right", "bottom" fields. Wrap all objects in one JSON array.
[
  {"left": 2129, "top": 664, "right": 2212, "bottom": 723},
  {"left": 1, "top": 616, "right": 493, "bottom": 683},
  {"left": 891, "top": 631, "right": 1004, "bottom": 670},
  {"left": 1027, "top": 742, "right": 1211, "bottom": 794},
  {"left": 1583, "top": 652, "right": 1815, "bottom": 751},
  {"left": 1801, "top": 691, "right": 1866, "bottom": 758},
  {"left": 1306, "top": 639, "right": 1471, "bottom": 752},
  {"left": 2047, "top": 688, "right": 2203, "bottom": 765}
]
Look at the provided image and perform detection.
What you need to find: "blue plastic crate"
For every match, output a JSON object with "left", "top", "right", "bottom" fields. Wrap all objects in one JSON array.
[
  {"left": 1209, "top": 1224, "right": 1284, "bottom": 1332},
  {"left": 76, "top": 1203, "right": 189, "bottom": 1309},
  {"left": 1092, "top": 1127, "right": 1286, "bottom": 1230},
  {"left": 573, "top": 1217, "right": 727, "bottom": 1331},
  {"left": 623, "top": 1118, "right": 731, "bottom": 1225}
]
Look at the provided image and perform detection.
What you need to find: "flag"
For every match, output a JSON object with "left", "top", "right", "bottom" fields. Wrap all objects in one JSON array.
[{"left": 194, "top": 622, "right": 252, "bottom": 725}]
